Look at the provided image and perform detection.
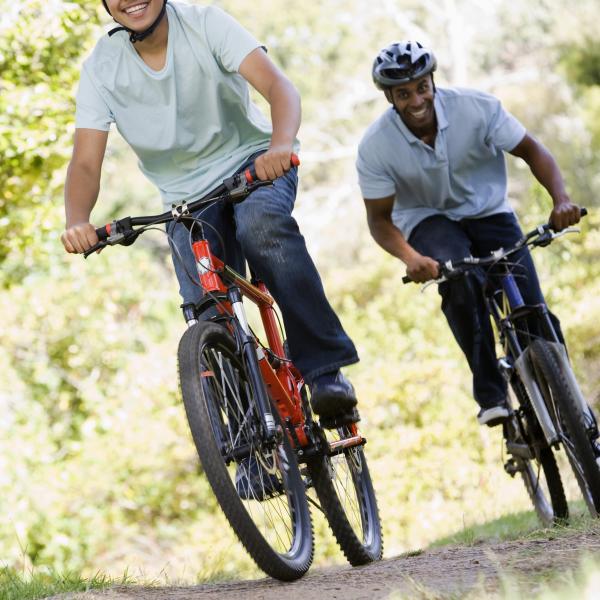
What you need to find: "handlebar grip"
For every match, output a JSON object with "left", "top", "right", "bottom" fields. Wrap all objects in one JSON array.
[
  {"left": 96, "top": 224, "right": 110, "bottom": 241},
  {"left": 402, "top": 275, "right": 412, "bottom": 284},
  {"left": 243, "top": 153, "right": 301, "bottom": 184},
  {"left": 581, "top": 207, "right": 588, "bottom": 217}
]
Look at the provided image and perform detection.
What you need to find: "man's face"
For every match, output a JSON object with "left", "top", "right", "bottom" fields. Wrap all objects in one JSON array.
[
  {"left": 106, "top": 0, "right": 162, "bottom": 30},
  {"left": 388, "top": 75, "right": 435, "bottom": 132}
]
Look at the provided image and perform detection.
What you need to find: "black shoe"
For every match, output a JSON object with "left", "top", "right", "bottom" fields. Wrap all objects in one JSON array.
[
  {"left": 477, "top": 403, "right": 509, "bottom": 427},
  {"left": 235, "top": 455, "right": 283, "bottom": 501},
  {"left": 311, "top": 371, "right": 359, "bottom": 429}
]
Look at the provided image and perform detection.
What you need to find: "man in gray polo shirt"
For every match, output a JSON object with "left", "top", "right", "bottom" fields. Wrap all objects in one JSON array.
[{"left": 357, "top": 41, "right": 581, "bottom": 426}]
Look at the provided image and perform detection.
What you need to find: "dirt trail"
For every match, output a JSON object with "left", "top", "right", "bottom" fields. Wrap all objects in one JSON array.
[{"left": 55, "top": 529, "right": 600, "bottom": 599}]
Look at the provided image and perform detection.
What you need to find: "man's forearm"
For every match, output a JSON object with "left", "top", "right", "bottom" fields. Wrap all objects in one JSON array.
[
  {"left": 525, "top": 144, "right": 569, "bottom": 205},
  {"left": 368, "top": 218, "right": 417, "bottom": 264},
  {"left": 268, "top": 78, "right": 301, "bottom": 148},
  {"left": 64, "top": 161, "right": 100, "bottom": 227}
]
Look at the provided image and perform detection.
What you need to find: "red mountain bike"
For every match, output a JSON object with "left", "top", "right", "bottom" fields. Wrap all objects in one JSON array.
[{"left": 84, "top": 156, "right": 383, "bottom": 581}]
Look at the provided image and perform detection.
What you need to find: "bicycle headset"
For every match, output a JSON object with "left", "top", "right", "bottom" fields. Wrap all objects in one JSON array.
[
  {"left": 372, "top": 41, "right": 437, "bottom": 99},
  {"left": 102, "top": 0, "right": 168, "bottom": 44}
]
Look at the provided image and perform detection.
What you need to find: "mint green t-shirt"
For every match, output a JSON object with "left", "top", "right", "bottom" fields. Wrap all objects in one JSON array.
[{"left": 75, "top": 2, "right": 279, "bottom": 208}]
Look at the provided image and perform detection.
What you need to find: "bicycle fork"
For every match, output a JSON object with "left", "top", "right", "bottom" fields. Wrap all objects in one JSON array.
[
  {"left": 187, "top": 231, "right": 279, "bottom": 442},
  {"left": 507, "top": 344, "right": 596, "bottom": 447},
  {"left": 228, "top": 286, "right": 279, "bottom": 440}
]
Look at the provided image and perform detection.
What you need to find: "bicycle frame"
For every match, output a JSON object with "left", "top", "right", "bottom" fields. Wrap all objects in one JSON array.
[{"left": 184, "top": 223, "right": 370, "bottom": 456}]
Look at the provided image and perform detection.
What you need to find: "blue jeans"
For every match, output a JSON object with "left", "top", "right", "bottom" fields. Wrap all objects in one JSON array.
[
  {"left": 167, "top": 160, "right": 358, "bottom": 383},
  {"left": 408, "top": 212, "right": 564, "bottom": 409}
]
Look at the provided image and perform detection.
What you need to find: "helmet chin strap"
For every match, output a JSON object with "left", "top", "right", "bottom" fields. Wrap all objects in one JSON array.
[{"left": 108, "top": 0, "right": 168, "bottom": 44}]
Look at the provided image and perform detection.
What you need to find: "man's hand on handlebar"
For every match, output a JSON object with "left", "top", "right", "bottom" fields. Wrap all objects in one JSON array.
[
  {"left": 254, "top": 145, "right": 297, "bottom": 181},
  {"left": 549, "top": 198, "right": 581, "bottom": 232},
  {"left": 61, "top": 222, "right": 99, "bottom": 254},
  {"left": 405, "top": 251, "right": 440, "bottom": 283}
]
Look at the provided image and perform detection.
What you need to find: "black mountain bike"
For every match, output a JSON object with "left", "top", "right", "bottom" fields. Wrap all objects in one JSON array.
[
  {"left": 405, "top": 209, "right": 600, "bottom": 525},
  {"left": 84, "top": 157, "right": 382, "bottom": 580}
]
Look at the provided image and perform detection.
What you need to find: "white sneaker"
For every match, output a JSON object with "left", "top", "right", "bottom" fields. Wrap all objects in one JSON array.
[{"left": 477, "top": 404, "right": 509, "bottom": 427}]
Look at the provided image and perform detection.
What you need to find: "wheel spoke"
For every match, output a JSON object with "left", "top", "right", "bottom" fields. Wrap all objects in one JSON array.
[{"left": 201, "top": 342, "right": 299, "bottom": 554}]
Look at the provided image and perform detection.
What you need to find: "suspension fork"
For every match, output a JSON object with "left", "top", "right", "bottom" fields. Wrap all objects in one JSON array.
[
  {"left": 183, "top": 221, "right": 278, "bottom": 440},
  {"left": 228, "top": 286, "right": 278, "bottom": 441}
]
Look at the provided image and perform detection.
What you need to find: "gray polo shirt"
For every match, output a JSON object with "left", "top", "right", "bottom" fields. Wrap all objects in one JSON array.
[
  {"left": 76, "top": 2, "right": 285, "bottom": 209},
  {"left": 356, "top": 87, "right": 526, "bottom": 239}
]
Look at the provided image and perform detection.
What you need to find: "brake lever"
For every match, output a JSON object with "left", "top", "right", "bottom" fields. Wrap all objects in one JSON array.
[
  {"left": 83, "top": 240, "right": 108, "bottom": 258},
  {"left": 226, "top": 179, "right": 273, "bottom": 203},
  {"left": 421, "top": 276, "right": 447, "bottom": 293},
  {"left": 552, "top": 226, "right": 580, "bottom": 239}
]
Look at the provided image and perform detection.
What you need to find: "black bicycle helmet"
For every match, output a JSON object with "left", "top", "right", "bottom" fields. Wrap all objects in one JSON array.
[
  {"left": 102, "top": 0, "right": 169, "bottom": 44},
  {"left": 372, "top": 41, "right": 437, "bottom": 90}
]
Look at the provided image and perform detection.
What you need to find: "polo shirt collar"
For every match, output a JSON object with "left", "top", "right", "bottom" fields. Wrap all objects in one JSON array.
[{"left": 390, "top": 91, "right": 449, "bottom": 144}]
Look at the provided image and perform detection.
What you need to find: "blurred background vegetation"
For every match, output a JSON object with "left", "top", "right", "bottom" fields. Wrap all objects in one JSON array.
[{"left": 1, "top": 0, "right": 599, "bottom": 584}]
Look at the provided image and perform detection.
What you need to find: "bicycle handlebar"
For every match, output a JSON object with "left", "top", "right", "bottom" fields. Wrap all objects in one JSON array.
[
  {"left": 84, "top": 153, "right": 300, "bottom": 258},
  {"left": 402, "top": 207, "right": 588, "bottom": 285}
]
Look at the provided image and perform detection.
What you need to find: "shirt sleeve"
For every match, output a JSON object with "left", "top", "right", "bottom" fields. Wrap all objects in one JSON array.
[
  {"left": 356, "top": 142, "right": 396, "bottom": 200},
  {"left": 485, "top": 97, "right": 526, "bottom": 152},
  {"left": 75, "top": 63, "right": 114, "bottom": 131},
  {"left": 204, "top": 6, "right": 262, "bottom": 73}
]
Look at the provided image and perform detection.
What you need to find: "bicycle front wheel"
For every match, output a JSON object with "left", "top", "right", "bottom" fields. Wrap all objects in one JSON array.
[
  {"left": 178, "top": 322, "right": 314, "bottom": 581},
  {"left": 307, "top": 425, "right": 383, "bottom": 565},
  {"left": 529, "top": 339, "right": 600, "bottom": 516}
]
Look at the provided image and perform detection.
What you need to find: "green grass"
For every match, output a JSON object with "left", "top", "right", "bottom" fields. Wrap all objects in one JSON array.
[
  {"left": 423, "top": 503, "right": 600, "bottom": 599},
  {"left": 429, "top": 501, "right": 592, "bottom": 549},
  {"left": 0, "top": 567, "right": 131, "bottom": 600}
]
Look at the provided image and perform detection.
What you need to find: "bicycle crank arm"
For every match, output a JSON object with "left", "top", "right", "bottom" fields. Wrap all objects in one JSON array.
[{"left": 506, "top": 441, "right": 534, "bottom": 460}]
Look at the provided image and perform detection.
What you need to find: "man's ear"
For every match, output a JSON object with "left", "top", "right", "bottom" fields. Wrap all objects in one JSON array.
[{"left": 383, "top": 89, "right": 393, "bottom": 104}]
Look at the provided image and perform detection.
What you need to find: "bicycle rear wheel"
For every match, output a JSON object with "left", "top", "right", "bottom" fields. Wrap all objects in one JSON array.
[
  {"left": 519, "top": 449, "right": 567, "bottom": 526},
  {"left": 307, "top": 425, "right": 383, "bottom": 565},
  {"left": 506, "top": 381, "right": 568, "bottom": 526},
  {"left": 529, "top": 339, "right": 600, "bottom": 516},
  {"left": 178, "top": 322, "right": 313, "bottom": 581}
]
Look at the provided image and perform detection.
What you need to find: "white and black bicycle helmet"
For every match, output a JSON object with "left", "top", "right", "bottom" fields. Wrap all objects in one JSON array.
[
  {"left": 372, "top": 41, "right": 437, "bottom": 90},
  {"left": 102, "top": 0, "right": 168, "bottom": 44}
]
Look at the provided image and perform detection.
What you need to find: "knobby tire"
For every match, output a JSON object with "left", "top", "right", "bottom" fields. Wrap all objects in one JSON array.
[
  {"left": 509, "top": 376, "right": 568, "bottom": 525},
  {"left": 307, "top": 427, "right": 383, "bottom": 565},
  {"left": 529, "top": 339, "right": 600, "bottom": 516},
  {"left": 178, "top": 322, "right": 314, "bottom": 581},
  {"left": 520, "top": 446, "right": 568, "bottom": 526}
]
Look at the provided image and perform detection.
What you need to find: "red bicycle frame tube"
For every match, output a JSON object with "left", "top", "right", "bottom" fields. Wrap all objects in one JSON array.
[{"left": 191, "top": 239, "right": 309, "bottom": 446}]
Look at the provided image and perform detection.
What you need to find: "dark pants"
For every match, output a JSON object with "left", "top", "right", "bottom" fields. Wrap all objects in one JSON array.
[
  {"left": 167, "top": 161, "right": 358, "bottom": 384},
  {"left": 408, "top": 212, "right": 564, "bottom": 409}
]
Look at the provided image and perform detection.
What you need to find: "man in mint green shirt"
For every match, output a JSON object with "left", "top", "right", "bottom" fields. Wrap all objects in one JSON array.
[{"left": 61, "top": 1, "right": 359, "bottom": 432}]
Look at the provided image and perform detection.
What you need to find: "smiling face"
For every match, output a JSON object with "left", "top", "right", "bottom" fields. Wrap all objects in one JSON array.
[
  {"left": 105, "top": 0, "right": 163, "bottom": 31},
  {"left": 387, "top": 74, "right": 436, "bottom": 135}
]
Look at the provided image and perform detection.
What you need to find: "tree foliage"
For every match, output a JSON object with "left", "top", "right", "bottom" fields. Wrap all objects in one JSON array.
[
  {"left": 1, "top": 0, "right": 600, "bottom": 583},
  {"left": 0, "top": 0, "right": 99, "bottom": 285}
]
